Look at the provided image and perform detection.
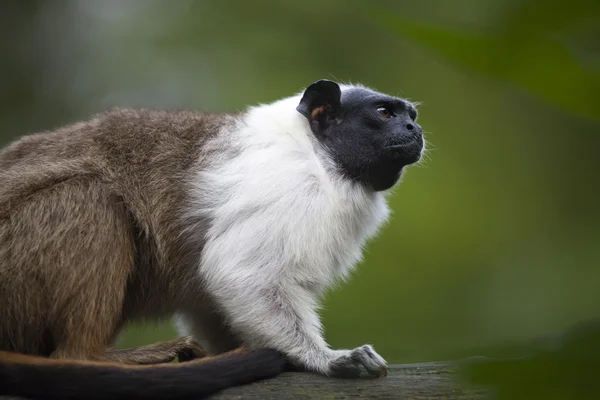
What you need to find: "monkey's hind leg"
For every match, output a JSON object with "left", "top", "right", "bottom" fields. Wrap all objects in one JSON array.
[
  {"left": 5, "top": 177, "right": 136, "bottom": 361},
  {"left": 99, "top": 336, "right": 208, "bottom": 365}
]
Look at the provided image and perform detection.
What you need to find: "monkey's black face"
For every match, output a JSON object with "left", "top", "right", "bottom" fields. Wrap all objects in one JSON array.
[{"left": 296, "top": 80, "right": 424, "bottom": 191}]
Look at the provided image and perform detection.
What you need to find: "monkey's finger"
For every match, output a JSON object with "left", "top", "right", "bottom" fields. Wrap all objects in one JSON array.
[{"left": 350, "top": 345, "right": 388, "bottom": 378}]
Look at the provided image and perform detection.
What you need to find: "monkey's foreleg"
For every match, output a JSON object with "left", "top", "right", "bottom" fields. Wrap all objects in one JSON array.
[
  {"left": 199, "top": 273, "right": 388, "bottom": 378},
  {"left": 97, "top": 336, "right": 207, "bottom": 365}
]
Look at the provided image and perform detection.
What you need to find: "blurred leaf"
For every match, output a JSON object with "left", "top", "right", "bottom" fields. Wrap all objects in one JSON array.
[
  {"left": 460, "top": 320, "right": 600, "bottom": 400},
  {"left": 365, "top": 3, "right": 600, "bottom": 124},
  {"left": 499, "top": 0, "right": 599, "bottom": 34}
]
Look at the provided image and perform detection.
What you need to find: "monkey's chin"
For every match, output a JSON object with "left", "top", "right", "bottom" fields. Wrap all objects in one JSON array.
[
  {"left": 366, "top": 148, "right": 423, "bottom": 191},
  {"left": 362, "top": 164, "right": 404, "bottom": 192}
]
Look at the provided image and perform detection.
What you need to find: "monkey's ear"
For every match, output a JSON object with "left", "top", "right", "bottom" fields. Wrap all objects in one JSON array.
[{"left": 296, "top": 80, "right": 341, "bottom": 134}]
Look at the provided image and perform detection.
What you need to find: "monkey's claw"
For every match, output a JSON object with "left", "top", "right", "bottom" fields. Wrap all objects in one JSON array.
[{"left": 176, "top": 336, "right": 208, "bottom": 362}]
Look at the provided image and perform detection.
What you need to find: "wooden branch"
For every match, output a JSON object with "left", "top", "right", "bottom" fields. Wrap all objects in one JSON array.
[{"left": 211, "top": 362, "right": 489, "bottom": 399}]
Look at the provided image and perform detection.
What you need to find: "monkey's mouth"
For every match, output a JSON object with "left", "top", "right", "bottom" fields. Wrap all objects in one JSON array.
[{"left": 386, "top": 137, "right": 423, "bottom": 164}]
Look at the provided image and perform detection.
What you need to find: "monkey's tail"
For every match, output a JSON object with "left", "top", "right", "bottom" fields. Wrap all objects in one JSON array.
[{"left": 0, "top": 348, "right": 286, "bottom": 399}]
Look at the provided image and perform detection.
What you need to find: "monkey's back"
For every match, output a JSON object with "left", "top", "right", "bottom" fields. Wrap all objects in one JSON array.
[
  {"left": 0, "top": 108, "right": 228, "bottom": 356},
  {"left": 0, "top": 109, "right": 225, "bottom": 217}
]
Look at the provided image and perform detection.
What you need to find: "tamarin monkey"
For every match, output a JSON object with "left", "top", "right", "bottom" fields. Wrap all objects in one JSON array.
[{"left": 0, "top": 79, "right": 425, "bottom": 398}]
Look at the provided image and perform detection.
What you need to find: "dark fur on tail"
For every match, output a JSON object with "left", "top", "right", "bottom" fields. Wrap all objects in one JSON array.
[{"left": 0, "top": 348, "right": 286, "bottom": 399}]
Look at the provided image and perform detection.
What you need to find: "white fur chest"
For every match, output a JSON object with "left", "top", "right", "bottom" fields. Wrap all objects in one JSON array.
[{"left": 189, "top": 96, "right": 391, "bottom": 293}]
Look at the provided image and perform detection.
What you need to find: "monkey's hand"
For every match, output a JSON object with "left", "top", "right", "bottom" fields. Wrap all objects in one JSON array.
[{"left": 327, "top": 345, "right": 388, "bottom": 378}]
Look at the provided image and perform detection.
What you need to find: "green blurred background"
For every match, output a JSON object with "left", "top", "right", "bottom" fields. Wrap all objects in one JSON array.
[{"left": 1, "top": 0, "right": 598, "bottom": 378}]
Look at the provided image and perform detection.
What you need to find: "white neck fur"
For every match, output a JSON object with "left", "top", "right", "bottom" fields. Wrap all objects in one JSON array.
[{"left": 189, "top": 86, "right": 391, "bottom": 291}]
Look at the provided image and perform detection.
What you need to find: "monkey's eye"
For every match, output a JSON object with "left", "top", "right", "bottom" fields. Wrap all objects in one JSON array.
[{"left": 377, "top": 107, "right": 393, "bottom": 119}]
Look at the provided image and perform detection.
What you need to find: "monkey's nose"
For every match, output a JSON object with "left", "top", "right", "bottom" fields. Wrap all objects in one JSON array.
[{"left": 405, "top": 122, "right": 422, "bottom": 136}]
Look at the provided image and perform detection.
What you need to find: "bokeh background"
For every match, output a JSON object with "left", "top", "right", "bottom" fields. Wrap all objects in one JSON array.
[{"left": 1, "top": 0, "right": 599, "bottom": 396}]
